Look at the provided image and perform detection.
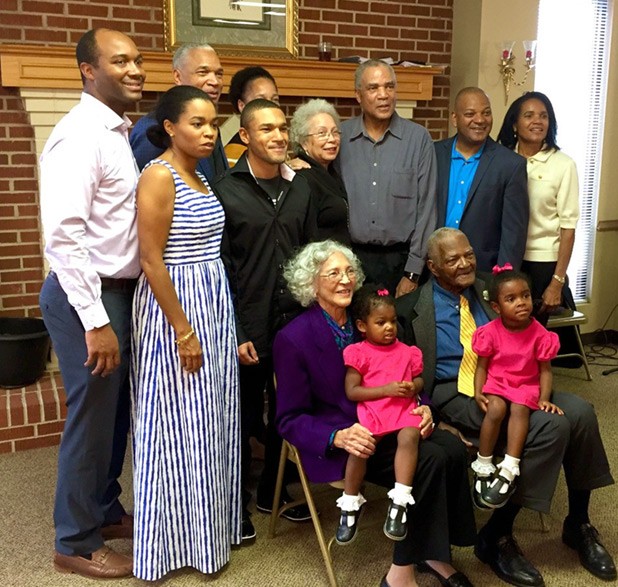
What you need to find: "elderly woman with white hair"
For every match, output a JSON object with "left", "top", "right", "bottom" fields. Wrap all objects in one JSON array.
[
  {"left": 274, "top": 240, "right": 476, "bottom": 587},
  {"left": 289, "top": 99, "right": 350, "bottom": 244}
]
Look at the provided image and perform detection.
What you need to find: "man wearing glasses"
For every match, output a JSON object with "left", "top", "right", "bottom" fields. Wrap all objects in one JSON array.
[{"left": 336, "top": 60, "right": 438, "bottom": 297}]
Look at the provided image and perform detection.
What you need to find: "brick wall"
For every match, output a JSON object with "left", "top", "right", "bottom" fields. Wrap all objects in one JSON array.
[
  {"left": 0, "top": 0, "right": 453, "bottom": 451},
  {"left": 0, "top": 0, "right": 453, "bottom": 318}
]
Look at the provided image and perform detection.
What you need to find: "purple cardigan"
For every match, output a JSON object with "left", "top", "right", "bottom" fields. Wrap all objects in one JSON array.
[{"left": 273, "top": 304, "right": 357, "bottom": 483}]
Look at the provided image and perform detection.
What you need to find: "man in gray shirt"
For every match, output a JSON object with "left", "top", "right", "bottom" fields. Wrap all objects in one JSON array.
[{"left": 336, "top": 60, "right": 437, "bottom": 297}]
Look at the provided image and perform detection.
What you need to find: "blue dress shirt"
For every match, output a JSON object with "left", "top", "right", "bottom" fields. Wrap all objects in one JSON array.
[
  {"left": 445, "top": 140, "right": 484, "bottom": 229},
  {"left": 433, "top": 280, "right": 489, "bottom": 381}
]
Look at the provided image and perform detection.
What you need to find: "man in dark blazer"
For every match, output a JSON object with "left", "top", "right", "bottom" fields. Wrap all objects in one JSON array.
[
  {"left": 130, "top": 43, "right": 228, "bottom": 182},
  {"left": 435, "top": 87, "right": 529, "bottom": 272},
  {"left": 397, "top": 227, "right": 616, "bottom": 587}
]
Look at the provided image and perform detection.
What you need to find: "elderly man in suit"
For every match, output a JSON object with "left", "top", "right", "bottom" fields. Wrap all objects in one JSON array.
[
  {"left": 396, "top": 227, "right": 615, "bottom": 587},
  {"left": 434, "top": 88, "right": 529, "bottom": 272}
]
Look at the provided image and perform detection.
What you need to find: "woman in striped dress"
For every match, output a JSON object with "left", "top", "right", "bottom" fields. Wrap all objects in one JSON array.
[{"left": 130, "top": 85, "right": 241, "bottom": 581}]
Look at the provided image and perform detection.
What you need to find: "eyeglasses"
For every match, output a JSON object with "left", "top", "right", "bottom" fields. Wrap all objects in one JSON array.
[
  {"left": 320, "top": 268, "right": 356, "bottom": 282},
  {"left": 306, "top": 129, "right": 342, "bottom": 142}
]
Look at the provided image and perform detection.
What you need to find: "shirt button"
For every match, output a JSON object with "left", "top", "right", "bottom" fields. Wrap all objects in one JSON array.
[
  {"left": 455, "top": 220, "right": 459, "bottom": 224},
  {"left": 372, "top": 181, "right": 377, "bottom": 186},
  {"left": 460, "top": 180, "right": 464, "bottom": 184},
  {"left": 373, "top": 162, "right": 377, "bottom": 166},
  {"left": 457, "top": 200, "right": 461, "bottom": 204}
]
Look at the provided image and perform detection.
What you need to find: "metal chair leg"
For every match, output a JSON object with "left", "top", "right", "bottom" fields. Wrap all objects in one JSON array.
[
  {"left": 294, "top": 448, "right": 339, "bottom": 587},
  {"left": 268, "top": 440, "right": 289, "bottom": 538},
  {"left": 573, "top": 325, "right": 592, "bottom": 381}
]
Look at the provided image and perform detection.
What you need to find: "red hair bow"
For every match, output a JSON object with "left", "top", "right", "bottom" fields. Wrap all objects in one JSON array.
[
  {"left": 492, "top": 263, "right": 513, "bottom": 275},
  {"left": 377, "top": 289, "right": 389, "bottom": 296}
]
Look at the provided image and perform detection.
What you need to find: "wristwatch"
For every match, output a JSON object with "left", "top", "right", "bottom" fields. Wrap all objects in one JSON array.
[
  {"left": 552, "top": 274, "right": 566, "bottom": 284},
  {"left": 404, "top": 272, "right": 420, "bottom": 283}
]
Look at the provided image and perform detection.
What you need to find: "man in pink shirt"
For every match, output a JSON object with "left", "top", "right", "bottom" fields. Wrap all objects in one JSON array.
[{"left": 39, "top": 28, "right": 145, "bottom": 579}]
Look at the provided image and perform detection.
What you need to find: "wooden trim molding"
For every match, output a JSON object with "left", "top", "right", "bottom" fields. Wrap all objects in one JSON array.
[
  {"left": 0, "top": 44, "right": 442, "bottom": 101},
  {"left": 597, "top": 220, "right": 618, "bottom": 232}
]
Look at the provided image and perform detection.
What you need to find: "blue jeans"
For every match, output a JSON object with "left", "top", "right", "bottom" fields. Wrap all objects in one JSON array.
[{"left": 40, "top": 273, "right": 133, "bottom": 555}]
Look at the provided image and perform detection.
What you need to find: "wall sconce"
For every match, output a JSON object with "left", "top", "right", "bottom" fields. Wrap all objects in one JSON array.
[{"left": 499, "top": 40, "right": 537, "bottom": 105}]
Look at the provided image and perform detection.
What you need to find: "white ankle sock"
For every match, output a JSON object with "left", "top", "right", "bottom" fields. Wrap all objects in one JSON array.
[
  {"left": 387, "top": 482, "right": 415, "bottom": 507},
  {"left": 499, "top": 454, "right": 521, "bottom": 481},
  {"left": 471, "top": 453, "right": 496, "bottom": 476},
  {"left": 336, "top": 492, "right": 366, "bottom": 512}
]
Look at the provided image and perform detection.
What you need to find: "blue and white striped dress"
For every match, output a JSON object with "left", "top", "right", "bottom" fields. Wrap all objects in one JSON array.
[{"left": 130, "top": 160, "right": 241, "bottom": 581}]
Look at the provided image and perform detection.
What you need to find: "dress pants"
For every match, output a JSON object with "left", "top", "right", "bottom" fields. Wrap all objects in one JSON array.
[
  {"left": 40, "top": 273, "right": 133, "bottom": 555},
  {"left": 353, "top": 244, "right": 409, "bottom": 295},
  {"left": 239, "top": 359, "right": 289, "bottom": 511},
  {"left": 432, "top": 382, "right": 614, "bottom": 513},
  {"left": 366, "top": 428, "right": 477, "bottom": 565}
]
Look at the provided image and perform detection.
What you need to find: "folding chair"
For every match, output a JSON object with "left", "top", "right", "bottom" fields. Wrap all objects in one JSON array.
[
  {"left": 268, "top": 439, "right": 340, "bottom": 587},
  {"left": 547, "top": 310, "right": 592, "bottom": 381}
]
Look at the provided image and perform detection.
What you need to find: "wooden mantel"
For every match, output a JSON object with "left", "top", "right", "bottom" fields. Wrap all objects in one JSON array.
[{"left": 0, "top": 44, "right": 443, "bottom": 101}]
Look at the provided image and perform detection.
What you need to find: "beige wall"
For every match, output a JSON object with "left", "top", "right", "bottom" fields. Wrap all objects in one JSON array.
[{"left": 451, "top": 0, "right": 618, "bottom": 332}]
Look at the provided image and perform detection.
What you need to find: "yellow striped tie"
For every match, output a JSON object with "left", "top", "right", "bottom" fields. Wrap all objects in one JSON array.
[{"left": 457, "top": 295, "right": 478, "bottom": 397}]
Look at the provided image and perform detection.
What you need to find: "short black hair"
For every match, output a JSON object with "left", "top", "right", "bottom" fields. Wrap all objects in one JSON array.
[
  {"left": 488, "top": 269, "right": 531, "bottom": 303},
  {"left": 239, "top": 98, "right": 281, "bottom": 129},
  {"left": 146, "top": 85, "right": 214, "bottom": 150},
  {"left": 228, "top": 66, "right": 277, "bottom": 114},
  {"left": 351, "top": 283, "right": 396, "bottom": 322},
  {"left": 75, "top": 29, "right": 101, "bottom": 84},
  {"left": 497, "top": 91, "right": 560, "bottom": 151}
]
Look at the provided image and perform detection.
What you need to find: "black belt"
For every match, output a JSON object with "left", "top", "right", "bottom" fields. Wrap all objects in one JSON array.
[
  {"left": 353, "top": 242, "right": 409, "bottom": 253},
  {"left": 48, "top": 271, "right": 137, "bottom": 292},
  {"left": 100, "top": 277, "right": 138, "bottom": 291}
]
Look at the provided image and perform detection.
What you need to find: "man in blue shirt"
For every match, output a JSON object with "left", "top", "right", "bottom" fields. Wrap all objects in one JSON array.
[
  {"left": 434, "top": 88, "right": 529, "bottom": 272},
  {"left": 130, "top": 43, "right": 228, "bottom": 183},
  {"left": 397, "top": 228, "right": 615, "bottom": 587}
]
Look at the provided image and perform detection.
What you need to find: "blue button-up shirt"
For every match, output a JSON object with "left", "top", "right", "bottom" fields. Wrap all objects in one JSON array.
[
  {"left": 433, "top": 280, "right": 489, "bottom": 380},
  {"left": 445, "top": 140, "right": 484, "bottom": 229}
]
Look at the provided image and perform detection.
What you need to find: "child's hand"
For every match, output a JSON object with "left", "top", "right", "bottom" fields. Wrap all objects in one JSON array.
[
  {"left": 385, "top": 381, "right": 415, "bottom": 397},
  {"left": 475, "top": 392, "right": 489, "bottom": 414},
  {"left": 538, "top": 400, "right": 564, "bottom": 415}
]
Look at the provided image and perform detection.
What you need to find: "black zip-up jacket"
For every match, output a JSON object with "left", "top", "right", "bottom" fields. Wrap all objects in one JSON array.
[{"left": 214, "top": 153, "right": 318, "bottom": 357}]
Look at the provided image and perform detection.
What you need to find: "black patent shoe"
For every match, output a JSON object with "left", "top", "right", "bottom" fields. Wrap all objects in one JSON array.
[
  {"left": 416, "top": 561, "right": 475, "bottom": 587},
  {"left": 475, "top": 533, "right": 545, "bottom": 587},
  {"left": 383, "top": 502, "right": 407, "bottom": 541},
  {"left": 472, "top": 474, "right": 492, "bottom": 510},
  {"left": 562, "top": 520, "right": 617, "bottom": 581},
  {"left": 335, "top": 509, "right": 361, "bottom": 545},
  {"left": 481, "top": 473, "right": 517, "bottom": 509}
]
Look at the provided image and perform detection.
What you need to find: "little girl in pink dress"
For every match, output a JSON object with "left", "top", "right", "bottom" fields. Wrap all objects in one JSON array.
[
  {"left": 471, "top": 265, "right": 562, "bottom": 509},
  {"left": 336, "top": 285, "right": 424, "bottom": 545}
]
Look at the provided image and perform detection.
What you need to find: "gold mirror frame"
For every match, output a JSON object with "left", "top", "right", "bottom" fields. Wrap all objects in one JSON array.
[{"left": 164, "top": 0, "right": 298, "bottom": 58}]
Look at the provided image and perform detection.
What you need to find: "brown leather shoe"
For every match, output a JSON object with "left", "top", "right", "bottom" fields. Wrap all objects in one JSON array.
[
  {"left": 101, "top": 514, "right": 134, "bottom": 540},
  {"left": 54, "top": 546, "right": 133, "bottom": 578}
]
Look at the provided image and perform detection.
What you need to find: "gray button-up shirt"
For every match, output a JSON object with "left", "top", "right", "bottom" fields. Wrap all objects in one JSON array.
[{"left": 336, "top": 112, "right": 437, "bottom": 275}]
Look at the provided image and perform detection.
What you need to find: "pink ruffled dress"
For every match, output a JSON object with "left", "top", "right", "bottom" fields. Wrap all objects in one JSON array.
[
  {"left": 471, "top": 318, "right": 560, "bottom": 410},
  {"left": 343, "top": 339, "right": 424, "bottom": 435}
]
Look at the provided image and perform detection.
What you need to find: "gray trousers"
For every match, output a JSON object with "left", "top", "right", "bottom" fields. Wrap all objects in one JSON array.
[
  {"left": 40, "top": 273, "right": 132, "bottom": 555},
  {"left": 432, "top": 382, "right": 614, "bottom": 513}
]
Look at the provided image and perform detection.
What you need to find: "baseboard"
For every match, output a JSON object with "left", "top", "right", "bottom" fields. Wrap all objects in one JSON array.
[{"left": 581, "top": 329, "right": 618, "bottom": 345}]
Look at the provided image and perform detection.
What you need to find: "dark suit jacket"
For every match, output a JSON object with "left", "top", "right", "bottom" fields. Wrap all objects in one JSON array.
[
  {"left": 396, "top": 277, "right": 496, "bottom": 396},
  {"left": 435, "top": 136, "right": 529, "bottom": 271},
  {"left": 273, "top": 304, "right": 357, "bottom": 483}
]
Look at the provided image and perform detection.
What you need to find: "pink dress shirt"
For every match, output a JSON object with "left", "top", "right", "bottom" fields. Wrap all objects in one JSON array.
[{"left": 40, "top": 93, "right": 140, "bottom": 331}]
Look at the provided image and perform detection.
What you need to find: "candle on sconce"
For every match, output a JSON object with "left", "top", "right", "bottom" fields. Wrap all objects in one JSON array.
[{"left": 502, "top": 49, "right": 511, "bottom": 60}]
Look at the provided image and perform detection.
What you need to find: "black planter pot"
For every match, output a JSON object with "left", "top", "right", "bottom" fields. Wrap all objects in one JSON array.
[{"left": 0, "top": 317, "right": 51, "bottom": 388}]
